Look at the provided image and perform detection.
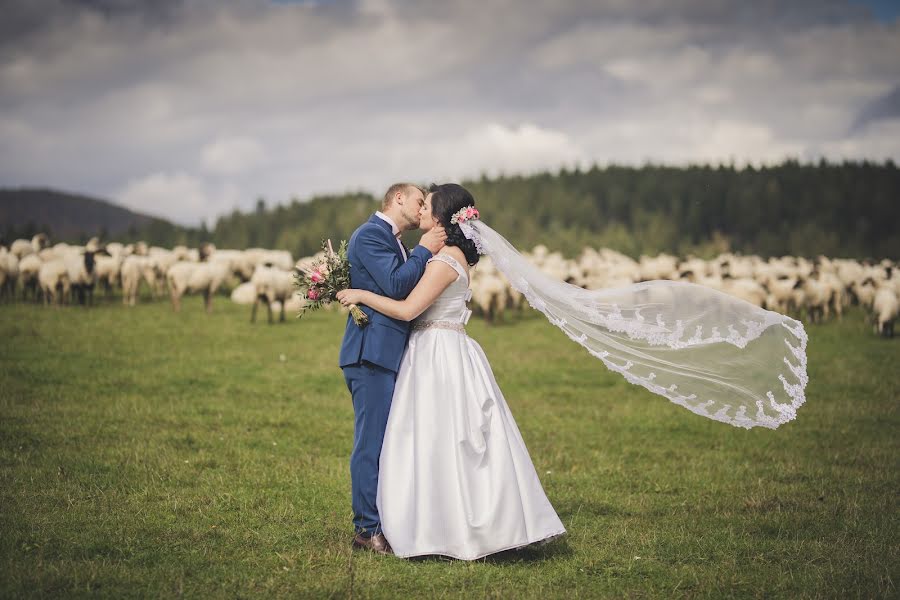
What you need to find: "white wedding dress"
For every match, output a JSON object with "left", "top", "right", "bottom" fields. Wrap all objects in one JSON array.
[{"left": 377, "top": 253, "right": 566, "bottom": 560}]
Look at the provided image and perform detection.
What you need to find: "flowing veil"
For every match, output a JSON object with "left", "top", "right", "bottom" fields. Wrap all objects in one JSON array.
[{"left": 459, "top": 219, "right": 809, "bottom": 429}]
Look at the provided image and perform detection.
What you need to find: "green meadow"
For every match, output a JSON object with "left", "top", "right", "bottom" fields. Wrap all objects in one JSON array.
[{"left": 1, "top": 298, "right": 897, "bottom": 599}]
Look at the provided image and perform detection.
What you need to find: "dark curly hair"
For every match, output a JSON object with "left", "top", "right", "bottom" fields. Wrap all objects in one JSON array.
[{"left": 428, "top": 183, "right": 480, "bottom": 266}]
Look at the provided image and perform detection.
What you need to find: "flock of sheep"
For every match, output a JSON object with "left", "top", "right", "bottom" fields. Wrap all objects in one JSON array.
[
  {"left": 0, "top": 233, "right": 897, "bottom": 337},
  {"left": 470, "top": 245, "right": 898, "bottom": 337}
]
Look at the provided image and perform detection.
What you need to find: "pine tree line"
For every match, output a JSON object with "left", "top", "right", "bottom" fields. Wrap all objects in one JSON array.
[{"left": 118, "top": 160, "right": 899, "bottom": 260}]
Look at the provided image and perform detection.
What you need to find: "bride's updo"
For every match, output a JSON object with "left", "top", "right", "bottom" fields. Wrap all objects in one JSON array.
[{"left": 428, "top": 183, "right": 480, "bottom": 266}]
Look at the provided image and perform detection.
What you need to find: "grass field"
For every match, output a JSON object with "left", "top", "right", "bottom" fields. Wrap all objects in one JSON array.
[{"left": 1, "top": 296, "right": 898, "bottom": 599}]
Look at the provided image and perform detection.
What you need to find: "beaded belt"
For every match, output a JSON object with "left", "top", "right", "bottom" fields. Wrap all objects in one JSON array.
[{"left": 411, "top": 320, "right": 466, "bottom": 333}]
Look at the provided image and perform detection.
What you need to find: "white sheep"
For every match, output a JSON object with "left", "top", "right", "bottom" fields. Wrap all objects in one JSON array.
[
  {"left": 32, "top": 233, "right": 50, "bottom": 253},
  {"left": 65, "top": 249, "right": 99, "bottom": 306},
  {"left": 764, "top": 276, "right": 799, "bottom": 313},
  {"left": 18, "top": 254, "right": 42, "bottom": 301},
  {"left": 250, "top": 265, "right": 297, "bottom": 323},
  {"left": 38, "top": 259, "right": 70, "bottom": 306},
  {"left": 10, "top": 239, "right": 34, "bottom": 259},
  {"left": 230, "top": 281, "right": 257, "bottom": 305},
  {"left": 801, "top": 273, "right": 832, "bottom": 324},
  {"left": 470, "top": 270, "right": 507, "bottom": 323},
  {"left": 721, "top": 277, "right": 767, "bottom": 308},
  {"left": 639, "top": 253, "right": 679, "bottom": 281},
  {"left": 94, "top": 254, "right": 122, "bottom": 297},
  {"left": 0, "top": 248, "right": 19, "bottom": 300},
  {"left": 245, "top": 248, "right": 294, "bottom": 272},
  {"left": 209, "top": 249, "right": 255, "bottom": 282},
  {"left": 120, "top": 255, "right": 144, "bottom": 306},
  {"left": 872, "top": 286, "right": 898, "bottom": 338},
  {"left": 166, "top": 260, "right": 230, "bottom": 313}
]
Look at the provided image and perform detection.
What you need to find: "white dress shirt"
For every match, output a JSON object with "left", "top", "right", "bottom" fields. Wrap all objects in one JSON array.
[{"left": 375, "top": 211, "right": 408, "bottom": 261}]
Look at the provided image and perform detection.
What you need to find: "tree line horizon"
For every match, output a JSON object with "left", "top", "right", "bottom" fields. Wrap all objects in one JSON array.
[{"left": 7, "top": 159, "right": 899, "bottom": 260}]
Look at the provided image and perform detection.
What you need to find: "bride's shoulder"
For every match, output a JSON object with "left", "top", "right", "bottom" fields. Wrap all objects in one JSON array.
[
  {"left": 429, "top": 247, "right": 469, "bottom": 277},
  {"left": 436, "top": 247, "right": 467, "bottom": 267}
]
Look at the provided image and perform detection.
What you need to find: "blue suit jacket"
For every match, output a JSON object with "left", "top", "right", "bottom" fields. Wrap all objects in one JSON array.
[{"left": 338, "top": 215, "right": 433, "bottom": 372}]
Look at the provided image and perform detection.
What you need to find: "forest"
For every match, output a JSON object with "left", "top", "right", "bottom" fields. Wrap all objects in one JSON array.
[{"left": 5, "top": 160, "right": 898, "bottom": 259}]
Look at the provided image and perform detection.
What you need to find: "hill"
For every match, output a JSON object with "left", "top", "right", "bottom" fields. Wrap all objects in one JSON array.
[{"left": 0, "top": 188, "right": 175, "bottom": 243}]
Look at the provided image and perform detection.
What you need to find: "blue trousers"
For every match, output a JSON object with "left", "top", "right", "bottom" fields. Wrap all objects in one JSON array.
[{"left": 342, "top": 362, "right": 396, "bottom": 536}]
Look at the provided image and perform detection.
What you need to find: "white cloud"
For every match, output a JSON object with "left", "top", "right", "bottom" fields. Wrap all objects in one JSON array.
[
  {"left": 117, "top": 172, "right": 239, "bottom": 226},
  {"left": 428, "top": 123, "right": 587, "bottom": 180},
  {"left": 201, "top": 136, "right": 266, "bottom": 175}
]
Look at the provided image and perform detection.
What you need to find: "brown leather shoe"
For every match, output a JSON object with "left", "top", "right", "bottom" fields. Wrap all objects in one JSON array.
[{"left": 352, "top": 532, "right": 393, "bottom": 555}]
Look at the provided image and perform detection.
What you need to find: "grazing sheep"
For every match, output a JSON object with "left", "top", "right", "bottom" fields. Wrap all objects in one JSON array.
[
  {"left": 120, "top": 255, "right": 144, "bottom": 306},
  {"left": 639, "top": 253, "right": 678, "bottom": 281},
  {"left": 38, "top": 247, "right": 59, "bottom": 261},
  {"left": 872, "top": 286, "right": 898, "bottom": 338},
  {"left": 250, "top": 265, "right": 296, "bottom": 323},
  {"left": 470, "top": 271, "right": 507, "bottom": 323},
  {"left": 105, "top": 242, "right": 127, "bottom": 259},
  {"left": 10, "top": 239, "right": 34, "bottom": 259},
  {"left": 245, "top": 248, "right": 295, "bottom": 272},
  {"left": 764, "top": 275, "right": 798, "bottom": 313},
  {"left": 270, "top": 295, "right": 305, "bottom": 316},
  {"left": 721, "top": 277, "right": 767, "bottom": 308},
  {"left": 38, "top": 259, "right": 70, "bottom": 305},
  {"left": 853, "top": 277, "right": 878, "bottom": 317},
  {"left": 209, "top": 249, "right": 255, "bottom": 282},
  {"left": 32, "top": 233, "right": 50, "bottom": 253},
  {"left": 120, "top": 255, "right": 163, "bottom": 306},
  {"left": 166, "top": 261, "right": 230, "bottom": 313},
  {"left": 230, "top": 281, "right": 257, "bottom": 305},
  {"left": 148, "top": 248, "right": 181, "bottom": 292},
  {"left": 171, "top": 245, "right": 192, "bottom": 261},
  {"left": 94, "top": 254, "right": 122, "bottom": 297},
  {"left": 65, "top": 249, "right": 99, "bottom": 306},
  {"left": 801, "top": 272, "right": 832, "bottom": 324},
  {"left": 0, "top": 248, "right": 19, "bottom": 301},
  {"left": 18, "top": 253, "right": 42, "bottom": 301}
]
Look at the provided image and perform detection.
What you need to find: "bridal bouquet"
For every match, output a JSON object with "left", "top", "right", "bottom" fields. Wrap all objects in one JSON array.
[{"left": 294, "top": 239, "right": 368, "bottom": 327}]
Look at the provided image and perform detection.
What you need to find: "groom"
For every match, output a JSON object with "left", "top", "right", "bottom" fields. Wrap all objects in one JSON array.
[{"left": 339, "top": 182, "right": 446, "bottom": 554}]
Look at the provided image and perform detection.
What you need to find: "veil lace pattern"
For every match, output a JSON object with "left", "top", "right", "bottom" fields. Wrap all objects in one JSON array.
[{"left": 460, "top": 220, "right": 808, "bottom": 429}]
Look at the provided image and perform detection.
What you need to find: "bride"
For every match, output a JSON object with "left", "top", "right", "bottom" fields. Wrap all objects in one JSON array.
[
  {"left": 338, "top": 183, "right": 809, "bottom": 559},
  {"left": 337, "top": 183, "right": 567, "bottom": 560}
]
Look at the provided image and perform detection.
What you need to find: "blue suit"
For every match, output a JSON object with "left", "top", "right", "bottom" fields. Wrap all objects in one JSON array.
[{"left": 339, "top": 214, "right": 432, "bottom": 536}]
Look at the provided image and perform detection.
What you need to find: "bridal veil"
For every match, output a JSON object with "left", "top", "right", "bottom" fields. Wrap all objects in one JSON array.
[{"left": 460, "top": 219, "right": 808, "bottom": 429}]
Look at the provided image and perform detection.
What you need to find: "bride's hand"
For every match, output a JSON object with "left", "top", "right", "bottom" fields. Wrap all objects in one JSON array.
[{"left": 337, "top": 289, "right": 366, "bottom": 306}]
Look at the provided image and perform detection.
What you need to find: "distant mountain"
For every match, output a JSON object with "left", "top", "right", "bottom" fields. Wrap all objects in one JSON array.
[{"left": 0, "top": 188, "right": 176, "bottom": 242}]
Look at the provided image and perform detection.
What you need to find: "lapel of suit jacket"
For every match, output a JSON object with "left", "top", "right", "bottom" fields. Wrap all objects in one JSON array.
[{"left": 368, "top": 214, "right": 405, "bottom": 262}]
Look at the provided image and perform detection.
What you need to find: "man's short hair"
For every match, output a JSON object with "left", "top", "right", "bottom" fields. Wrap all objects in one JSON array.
[{"left": 382, "top": 183, "right": 426, "bottom": 210}]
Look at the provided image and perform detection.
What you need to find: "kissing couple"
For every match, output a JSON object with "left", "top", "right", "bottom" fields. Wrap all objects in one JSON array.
[
  {"left": 336, "top": 182, "right": 809, "bottom": 560},
  {"left": 337, "top": 182, "right": 566, "bottom": 560}
]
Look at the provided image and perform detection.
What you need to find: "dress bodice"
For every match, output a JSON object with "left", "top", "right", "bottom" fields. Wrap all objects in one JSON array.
[{"left": 417, "top": 254, "right": 472, "bottom": 325}]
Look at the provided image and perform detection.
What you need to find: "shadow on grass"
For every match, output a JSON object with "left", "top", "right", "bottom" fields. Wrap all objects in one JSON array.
[{"left": 403, "top": 535, "right": 573, "bottom": 564}]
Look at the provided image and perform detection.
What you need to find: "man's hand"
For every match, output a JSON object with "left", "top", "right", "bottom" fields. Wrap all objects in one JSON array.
[{"left": 419, "top": 225, "right": 447, "bottom": 254}]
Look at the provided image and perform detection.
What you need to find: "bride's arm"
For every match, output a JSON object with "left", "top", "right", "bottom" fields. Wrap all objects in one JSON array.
[{"left": 337, "top": 261, "right": 459, "bottom": 321}]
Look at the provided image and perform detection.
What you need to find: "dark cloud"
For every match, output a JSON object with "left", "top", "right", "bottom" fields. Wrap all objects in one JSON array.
[
  {"left": 852, "top": 84, "right": 900, "bottom": 132},
  {"left": 0, "top": 0, "right": 897, "bottom": 225}
]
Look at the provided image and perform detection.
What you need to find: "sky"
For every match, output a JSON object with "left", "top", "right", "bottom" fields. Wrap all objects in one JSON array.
[{"left": 1, "top": 0, "right": 898, "bottom": 226}]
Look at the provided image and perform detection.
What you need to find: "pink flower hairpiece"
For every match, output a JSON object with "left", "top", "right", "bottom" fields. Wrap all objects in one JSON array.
[{"left": 450, "top": 205, "right": 480, "bottom": 225}]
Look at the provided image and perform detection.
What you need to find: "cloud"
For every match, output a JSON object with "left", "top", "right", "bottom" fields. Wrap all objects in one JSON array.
[
  {"left": 117, "top": 171, "right": 239, "bottom": 226},
  {"left": 201, "top": 136, "right": 267, "bottom": 176},
  {"left": 413, "top": 123, "right": 587, "bottom": 181},
  {"left": 0, "top": 0, "right": 898, "bottom": 225},
  {"left": 852, "top": 84, "right": 900, "bottom": 132}
]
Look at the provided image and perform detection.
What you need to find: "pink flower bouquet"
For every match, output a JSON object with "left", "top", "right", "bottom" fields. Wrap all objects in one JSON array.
[{"left": 294, "top": 239, "right": 368, "bottom": 327}]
